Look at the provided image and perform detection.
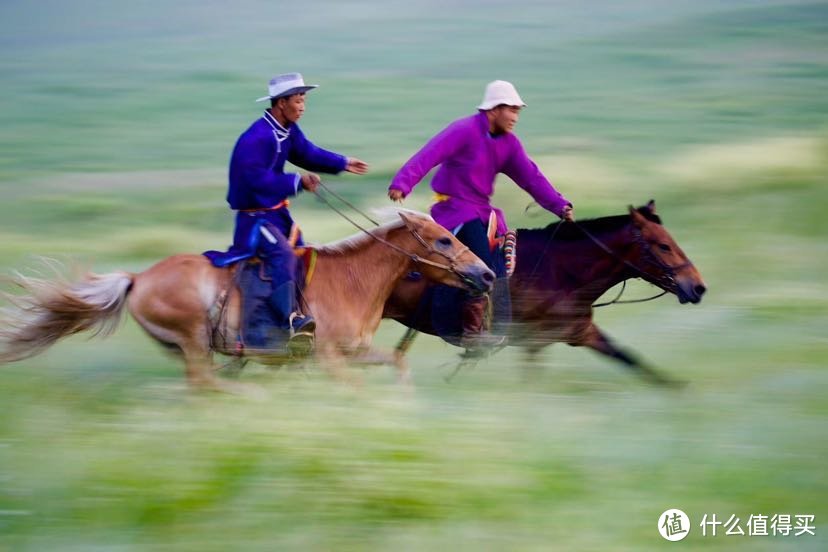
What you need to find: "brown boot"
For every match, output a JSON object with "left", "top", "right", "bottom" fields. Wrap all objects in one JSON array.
[{"left": 460, "top": 295, "right": 505, "bottom": 351}]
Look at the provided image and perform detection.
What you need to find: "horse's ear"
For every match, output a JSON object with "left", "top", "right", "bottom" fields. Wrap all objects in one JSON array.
[
  {"left": 398, "top": 211, "right": 423, "bottom": 232},
  {"left": 629, "top": 205, "right": 646, "bottom": 227},
  {"left": 646, "top": 199, "right": 657, "bottom": 214}
]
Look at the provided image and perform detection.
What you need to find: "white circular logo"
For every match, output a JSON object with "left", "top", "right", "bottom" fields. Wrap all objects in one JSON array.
[{"left": 658, "top": 509, "right": 691, "bottom": 541}]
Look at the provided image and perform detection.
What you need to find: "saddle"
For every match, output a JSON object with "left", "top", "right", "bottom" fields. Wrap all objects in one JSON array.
[{"left": 203, "top": 248, "right": 317, "bottom": 357}]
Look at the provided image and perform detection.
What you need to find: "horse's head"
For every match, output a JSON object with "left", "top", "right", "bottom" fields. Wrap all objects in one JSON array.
[
  {"left": 628, "top": 200, "right": 707, "bottom": 304},
  {"left": 398, "top": 212, "right": 494, "bottom": 294}
]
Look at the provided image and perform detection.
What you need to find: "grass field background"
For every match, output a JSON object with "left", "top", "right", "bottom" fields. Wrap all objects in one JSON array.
[{"left": 1, "top": 0, "right": 827, "bottom": 549}]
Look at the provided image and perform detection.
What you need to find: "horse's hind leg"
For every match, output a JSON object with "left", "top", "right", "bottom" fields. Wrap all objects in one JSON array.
[
  {"left": 576, "top": 323, "right": 683, "bottom": 387},
  {"left": 131, "top": 309, "right": 261, "bottom": 396},
  {"left": 179, "top": 339, "right": 218, "bottom": 389},
  {"left": 180, "top": 340, "right": 265, "bottom": 397}
]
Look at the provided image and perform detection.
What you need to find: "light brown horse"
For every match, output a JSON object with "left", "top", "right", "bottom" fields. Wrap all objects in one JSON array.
[
  {"left": 0, "top": 211, "right": 493, "bottom": 391},
  {"left": 385, "top": 201, "right": 707, "bottom": 385}
]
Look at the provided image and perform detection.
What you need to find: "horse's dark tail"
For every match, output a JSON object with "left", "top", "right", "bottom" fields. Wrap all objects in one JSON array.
[{"left": 0, "top": 269, "right": 133, "bottom": 364}]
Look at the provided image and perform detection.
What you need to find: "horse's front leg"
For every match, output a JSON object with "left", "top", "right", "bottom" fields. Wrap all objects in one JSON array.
[
  {"left": 349, "top": 346, "right": 413, "bottom": 386},
  {"left": 574, "top": 323, "right": 683, "bottom": 387},
  {"left": 519, "top": 345, "right": 547, "bottom": 383},
  {"left": 314, "top": 342, "right": 360, "bottom": 386},
  {"left": 391, "top": 328, "right": 420, "bottom": 385}
]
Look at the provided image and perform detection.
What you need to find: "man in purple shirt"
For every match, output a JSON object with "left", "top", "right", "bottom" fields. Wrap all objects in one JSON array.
[
  {"left": 388, "top": 80, "right": 574, "bottom": 349},
  {"left": 221, "top": 73, "right": 367, "bottom": 340}
]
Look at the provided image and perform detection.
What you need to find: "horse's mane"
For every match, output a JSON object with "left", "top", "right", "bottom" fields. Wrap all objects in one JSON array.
[
  {"left": 315, "top": 209, "right": 433, "bottom": 255},
  {"left": 518, "top": 207, "right": 662, "bottom": 241},
  {"left": 370, "top": 207, "right": 435, "bottom": 225}
]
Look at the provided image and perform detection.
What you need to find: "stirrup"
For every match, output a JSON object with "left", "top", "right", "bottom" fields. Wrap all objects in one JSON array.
[
  {"left": 287, "top": 313, "right": 315, "bottom": 358},
  {"left": 289, "top": 312, "right": 316, "bottom": 337}
]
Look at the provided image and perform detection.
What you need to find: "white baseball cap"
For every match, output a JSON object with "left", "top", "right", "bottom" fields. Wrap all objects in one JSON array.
[
  {"left": 256, "top": 72, "right": 318, "bottom": 103},
  {"left": 477, "top": 80, "right": 526, "bottom": 110}
]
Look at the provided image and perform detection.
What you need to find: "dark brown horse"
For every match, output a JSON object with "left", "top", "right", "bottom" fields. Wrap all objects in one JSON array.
[
  {"left": 384, "top": 201, "right": 707, "bottom": 384},
  {"left": 0, "top": 211, "right": 493, "bottom": 391}
]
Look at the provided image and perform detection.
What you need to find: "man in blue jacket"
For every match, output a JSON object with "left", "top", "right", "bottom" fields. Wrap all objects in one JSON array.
[{"left": 227, "top": 72, "right": 368, "bottom": 338}]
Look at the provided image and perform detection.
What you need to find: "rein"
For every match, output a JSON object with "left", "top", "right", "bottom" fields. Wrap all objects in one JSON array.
[
  {"left": 313, "top": 182, "right": 471, "bottom": 276},
  {"left": 592, "top": 280, "right": 666, "bottom": 307},
  {"left": 318, "top": 181, "right": 380, "bottom": 226},
  {"left": 526, "top": 218, "right": 563, "bottom": 280}
]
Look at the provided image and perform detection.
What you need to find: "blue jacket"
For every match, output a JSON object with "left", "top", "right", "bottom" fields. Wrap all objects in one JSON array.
[{"left": 228, "top": 110, "right": 347, "bottom": 243}]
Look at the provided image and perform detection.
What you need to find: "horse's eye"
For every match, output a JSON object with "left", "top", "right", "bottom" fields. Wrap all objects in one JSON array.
[
  {"left": 658, "top": 243, "right": 672, "bottom": 252},
  {"left": 437, "top": 237, "right": 452, "bottom": 247}
]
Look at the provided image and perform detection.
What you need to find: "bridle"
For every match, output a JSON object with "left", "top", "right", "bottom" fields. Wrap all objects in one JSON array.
[
  {"left": 405, "top": 226, "right": 471, "bottom": 272},
  {"left": 628, "top": 224, "right": 694, "bottom": 290},
  {"left": 573, "top": 219, "right": 694, "bottom": 306}
]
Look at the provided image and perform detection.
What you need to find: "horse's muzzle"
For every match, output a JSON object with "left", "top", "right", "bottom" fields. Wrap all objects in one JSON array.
[
  {"left": 677, "top": 280, "right": 706, "bottom": 304},
  {"left": 461, "top": 266, "right": 495, "bottom": 294}
]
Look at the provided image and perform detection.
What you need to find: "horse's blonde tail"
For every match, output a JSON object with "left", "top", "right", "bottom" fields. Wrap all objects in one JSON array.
[{"left": 0, "top": 270, "right": 133, "bottom": 364}]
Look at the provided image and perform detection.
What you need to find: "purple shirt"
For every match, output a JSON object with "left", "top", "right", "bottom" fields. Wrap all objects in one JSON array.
[
  {"left": 227, "top": 111, "right": 347, "bottom": 245},
  {"left": 390, "top": 111, "right": 570, "bottom": 234}
]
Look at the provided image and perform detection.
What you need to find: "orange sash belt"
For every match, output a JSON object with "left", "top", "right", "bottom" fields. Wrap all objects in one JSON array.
[
  {"left": 239, "top": 199, "right": 290, "bottom": 213},
  {"left": 239, "top": 200, "right": 301, "bottom": 248}
]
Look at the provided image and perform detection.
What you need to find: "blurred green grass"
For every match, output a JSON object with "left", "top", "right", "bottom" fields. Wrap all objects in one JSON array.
[{"left": 1, "top": 1, "right": 827, "bottom": 550}]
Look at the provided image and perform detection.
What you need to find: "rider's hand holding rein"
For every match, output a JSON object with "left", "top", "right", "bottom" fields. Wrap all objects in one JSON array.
[
  {"left": 562, "top": 204, "right": 575, "bottom": 222},
  {"left": 388, "top": 189, "right": 405, "bottom": 203},
  {"left": 301, "top": 172, "right": 321, "bottom": 192}
]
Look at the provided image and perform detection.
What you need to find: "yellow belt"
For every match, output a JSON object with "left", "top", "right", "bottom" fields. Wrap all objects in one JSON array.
[{"left": 433, "top": 194, "right": 502, "bottom": 251}]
